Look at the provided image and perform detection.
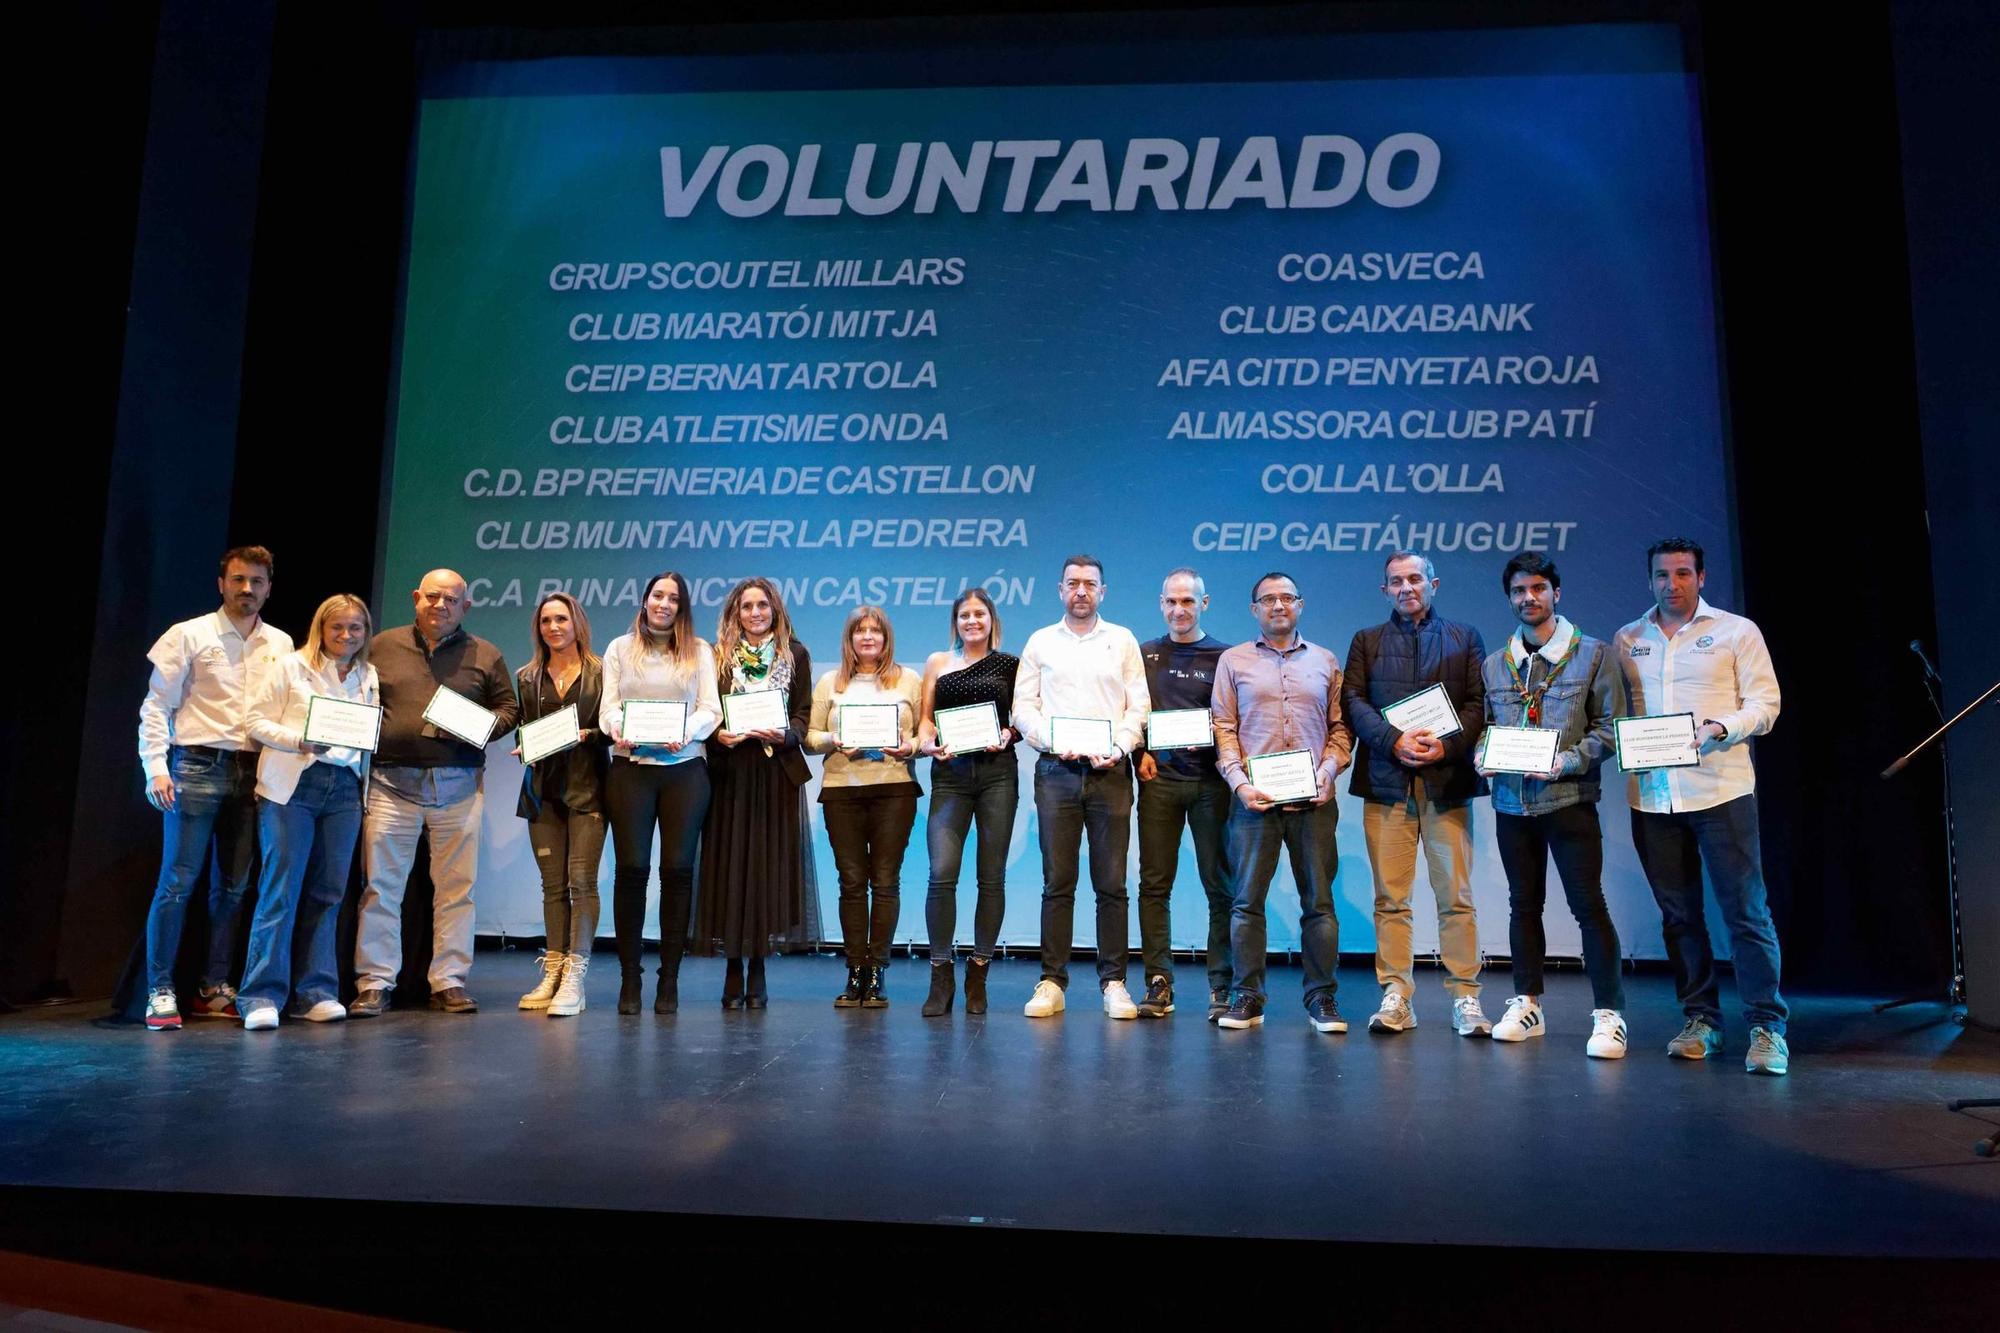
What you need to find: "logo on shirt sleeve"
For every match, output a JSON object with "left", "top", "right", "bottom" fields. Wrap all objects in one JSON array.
[{"left": 1627, "top": 644, "right": 1653, "bottom": 658}]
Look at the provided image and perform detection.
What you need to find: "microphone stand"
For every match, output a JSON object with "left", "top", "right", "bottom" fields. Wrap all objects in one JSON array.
[{"left": 1874, "top": 675, "right": 1997, "bottom": 1014}]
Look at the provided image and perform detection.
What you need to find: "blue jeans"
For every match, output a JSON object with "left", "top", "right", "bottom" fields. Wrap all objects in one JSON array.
[
  {"left": 145, "top": 746, "right": 259, "bottom": 993},
  {"left": 241, "top": 763, "right": 364, "bottom": 1012},
  {"left": 1226, "top": 797, "right": 1340, "bottom": 1005},
  {"left": 1631, "top": 795, "right": 1787, "bottom": 1033},
  {"left": 924, "top": 753, "right": 1018, "bottom": 962},
  {"left": 1033, "top": 756, "right": 1133, "bottom": 989}
]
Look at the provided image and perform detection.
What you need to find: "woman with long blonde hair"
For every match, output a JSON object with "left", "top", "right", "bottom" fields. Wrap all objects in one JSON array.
[
  {"left": 694, "top": 577, "right": 816, "bottom": 1008},
  {"left": 806, "top": 606, "right": 922, "bottom": 1008},
  {"left": 597, "top": 571, "right": 722, "bottom": 1014},
  {"left": 513, "top": 591, "right": 611, "bottom": 1017},
  {"left": 237, "top": 594, "right": 378, "bottom": 1029}
]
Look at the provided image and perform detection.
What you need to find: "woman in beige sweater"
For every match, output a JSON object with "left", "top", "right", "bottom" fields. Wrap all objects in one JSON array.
[{"left": 807, "top": 606, "right": 923, "bottom": 1008}]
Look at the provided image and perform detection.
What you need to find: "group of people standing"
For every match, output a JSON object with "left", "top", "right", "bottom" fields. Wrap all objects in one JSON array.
[{"left": 135, "top": 537, "right": 1791, "bottom": 1074}]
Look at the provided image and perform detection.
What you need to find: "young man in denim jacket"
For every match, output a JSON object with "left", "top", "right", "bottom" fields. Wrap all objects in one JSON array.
[{"left": 1474, "top": 552, "right": 1630, "bottom": 1058}]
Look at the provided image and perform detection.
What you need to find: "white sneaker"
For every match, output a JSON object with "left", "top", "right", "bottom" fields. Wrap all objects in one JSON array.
[
  {"left": 242, "top": 1003, "right": 279, "bottom": 1031},
  {"left": 1101, "top": 979, "right": 1138, "bottom": 1020},
  {"left": 1492, "top": 995, "right": 1544, "bottom": 1042},
  {"left": 1587, "top": 1009, "right": 1629, "bottom": 1059},
  {"left": 1452, "top": 995, "right": 1493, "bottom": 1037},
  {"left": 519, "top": 950, "right": 566, "bottom": 1010},
  {"left": 1023, "top": 979, "right": 1066, "bottom": 1018},
  {"left": 302, "top": 1000, "right": 346, "bottom": 1023},
  {"left": 548, "top": 954, "right": 588, "bottom": 1017},
  {"left": 1367, "top": 989, "right": 1417, "bottom": 1033}
]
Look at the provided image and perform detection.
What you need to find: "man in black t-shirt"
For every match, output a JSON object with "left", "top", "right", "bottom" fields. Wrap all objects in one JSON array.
[{"left": 1134, "top": 568, "right": 1234, "bottom": 1019}]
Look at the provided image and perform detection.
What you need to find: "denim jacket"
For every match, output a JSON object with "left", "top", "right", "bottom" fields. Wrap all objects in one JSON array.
[{"left": 1479, "top": 619, "right": 1625, "bottom": 816}]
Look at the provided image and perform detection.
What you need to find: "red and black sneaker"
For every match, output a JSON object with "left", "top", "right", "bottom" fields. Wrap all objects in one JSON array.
[{"left": 185, "top": 982, "right": 240, "bottom": 1020}]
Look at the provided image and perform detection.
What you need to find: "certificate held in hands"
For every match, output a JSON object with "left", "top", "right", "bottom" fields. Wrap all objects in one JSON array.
[
  {"left": 423, "top": 685, "right": 498, "bottom": 747},
  {"left": 1049, "top": 716, "right": 1115, "bottom": 758},
  {"left": 838, "top": 702, "right": 902, "bottom": 749},
  {"left": 621, "top": 699, "right": 689, "bottom": 746},
  {"left": 1480, "top": 725, "right": 1561, "bottom": 775},
  {"left": 723, "top": 689, "right": 788, "bottom": 734},
  {"left": 1246, "top": 749, "right": 1319, "bottom": 804},
  {"left": 933, "top": 702, "right": 1001, "bottom": 753},
  {"left": 519, "top": 704, "right": 580, "bottom": 765},
  {"left": 303, "top": 696, "right": 381, "bottom": 753},
  {"left": 1615, "top": 713, "right": 1701, "bottom": 771},
  {"left": 1381, "top": 682, "right": 1463, "bottom": 740},
  {"left": 1147, "top": 708, "right": 1213, "bottom": 751}
]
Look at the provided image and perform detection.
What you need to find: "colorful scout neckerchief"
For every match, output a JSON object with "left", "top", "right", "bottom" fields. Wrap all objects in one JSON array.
[{"left": 1504, "top": 624, "right": 1583, "bottom": 727}]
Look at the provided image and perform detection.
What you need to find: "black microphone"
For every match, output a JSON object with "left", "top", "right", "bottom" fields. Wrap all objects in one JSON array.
[{"left": 1909, "top": 640, "right": 1941, "bottom": 682}]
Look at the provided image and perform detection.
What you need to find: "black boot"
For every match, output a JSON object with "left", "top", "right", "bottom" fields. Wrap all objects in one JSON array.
[
  {"left": 657, "top": 886, "right": 690, "bottom": 1014},
  {"left": 861, "top": 965, "right": 889, "bottom": 1009},
  {"left": 745, "top": 956, "right": 768, "bottom": 1009},
  {"left": 618, "top": 969, "right": 642, "bottom": 1015},
  {"left": 834, "top": 967, "right": 864, "bottom": 1008},
  {"left": 921, "top": 962, "right": 955, "bottom": 1017},
  {"left": 964, "top": 958, "right": 989, "bottom": 1015},
  {"left": 721, "top": 958, "right": 744, "bottom": 1010}
]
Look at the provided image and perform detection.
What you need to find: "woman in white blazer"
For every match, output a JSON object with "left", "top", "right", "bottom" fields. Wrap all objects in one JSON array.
[{"left": 237, "top": 594, "right": 379, "bottom": 1029}]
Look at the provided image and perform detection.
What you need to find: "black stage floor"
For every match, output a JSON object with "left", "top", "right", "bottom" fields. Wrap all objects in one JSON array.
[{"left": 5, "top": 953, "right": 1995, "bottom": 1266}]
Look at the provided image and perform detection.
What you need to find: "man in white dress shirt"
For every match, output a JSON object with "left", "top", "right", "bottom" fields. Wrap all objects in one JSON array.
[
  {"left": 136, "top": 545, "right": 293, "bottom": 1030},
  {"left": 1013, "top": 554, "right": 1150, "bottom": 1018},
  {"left": 1614, "top": 537, "right": 1788, "bottom": 1074}
]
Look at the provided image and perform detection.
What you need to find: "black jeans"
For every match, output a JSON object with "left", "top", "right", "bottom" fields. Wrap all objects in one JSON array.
[
  {"left": 1136, "top": 772, "right": 1233, "bottom": 991},
  {"left": 1494, "top": 803, "right": 1626, "bottom": 1009},
  {"left": 1226, "top": 797, "right": 1340, "bottom": 1004},
  {"left": 925, "top": 753, "right": 1018, "bottom": 962},
  {"left": 1033, "top": 756, "right": 1133, "bottom": 989},
  {"left": 823, "top": 790, "right": 918, "bottom": 968},
  {"left": 527, "top": 799, "right": 605, "bottom": 956},
  {"left": 605, "top": 759, "right": 710, "bottom": 976}
]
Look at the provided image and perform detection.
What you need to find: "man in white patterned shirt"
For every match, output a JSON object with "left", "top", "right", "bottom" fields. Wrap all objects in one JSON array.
[
  {"left": 1614, "top": 537, "right": 1788, "bottom": 1074},
  {"left": 136, "top": 545, "right": 293, "bottom": 1030},
  {"left": 1013, "top": 553, "right": 1150, "bottom": 1019}
]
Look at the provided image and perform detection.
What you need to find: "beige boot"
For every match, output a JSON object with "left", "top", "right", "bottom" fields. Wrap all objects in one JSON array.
[
  {"left": 548, "top": 953, "right": 588, "bottom": 1017},
  {"left": 519, "top": 950, "right": 566, "bottom": 1010}
]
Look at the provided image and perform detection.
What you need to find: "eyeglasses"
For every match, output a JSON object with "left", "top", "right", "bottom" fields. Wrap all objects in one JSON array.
[{"left": 1254, "top": 594, "right": 1302, "bottom": 608}]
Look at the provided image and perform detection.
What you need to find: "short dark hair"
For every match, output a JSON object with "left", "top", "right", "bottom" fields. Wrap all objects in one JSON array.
[
  {"left": 220, "top": 546, "right": 274, "bottom": 577},
  {"left": 1501, "top": 551, "right": 1560, "bottom": 593},
  {"left": 1250, "top": 570, "right": 1298, "bottom": 601},
  {"left": 1646, "top": 537, "right": 1705, "bottom": 575},
  {"left": 1060, "top": 553, "right": 1104, "bottom": 580}
]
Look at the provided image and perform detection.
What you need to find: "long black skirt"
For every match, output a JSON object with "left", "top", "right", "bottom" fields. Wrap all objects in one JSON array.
[{"left": 691, "top": 741, "right": 820, "bottom": 957}]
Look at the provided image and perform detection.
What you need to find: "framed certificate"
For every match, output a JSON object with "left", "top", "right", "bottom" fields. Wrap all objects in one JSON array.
[
  {"left": 519, "top": 704, "right": 580, "bottom": 765},
  {"left": 422, "top": 685, "right": 498, "bottom": 747},
  {"left": 621, "top": 699, "right": 689, "bottom": 746},
  {"left": 934, "top": 701, "right": 1001, "bottom": 753},
  {"left": 1147, "top": 708, "right": 1213, "bottom": 752},
  {"left": 1480, "top": 725, "right": 1561, "bottom": 775},
  {"left": 1049, "top": 715, "right": 1115, "bottom": 757},
  {"left": 1615, "top": 713, "right": 1701, "bottom": 771},
  {"left": 1246, "top": 749, "right": 1319, "bottom": 804},
  {"left": 837, "top": 702, "right": 902, "bottom": 749},
  {"left": 302, "top": 695, "right": 381, "bottom": 753},
  {"left": 1381, "top": 682, "right": 1463, "bottom": 740},
  {"left": 723, "top": 689, "right": 789, "bottom": 734}
]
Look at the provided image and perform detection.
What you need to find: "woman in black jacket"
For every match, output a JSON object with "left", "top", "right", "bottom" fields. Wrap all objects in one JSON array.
[{"left": 515, "top": 591, "right": 610, "bottom": 1017}]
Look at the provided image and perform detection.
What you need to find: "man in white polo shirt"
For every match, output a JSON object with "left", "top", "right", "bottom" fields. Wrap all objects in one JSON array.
[
  {"left": 1013, "top": 553, "right": 1150, "bottom": 1019},
  {"left": 136, "top": 545, "right": 293, "bottom": 1030},
  {"left": 1614, "top": 537, "right": 1787, "bottom": 1074}
]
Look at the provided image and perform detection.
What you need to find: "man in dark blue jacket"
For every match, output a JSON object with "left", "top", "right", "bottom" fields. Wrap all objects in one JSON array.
[{"left": 1342, "top": 552, "right": 1490, "bottom": 1037}]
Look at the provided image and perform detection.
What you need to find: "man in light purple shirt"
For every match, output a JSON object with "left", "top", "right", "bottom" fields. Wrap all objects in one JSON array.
[{"left": 1210, "top": 572, "right": 1354, "bottom": 1033}]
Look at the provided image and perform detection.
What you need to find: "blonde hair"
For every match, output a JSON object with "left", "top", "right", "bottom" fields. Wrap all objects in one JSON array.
[
  {"left": 528, "top": 592, "right": 599, "bottom": 675},
  {"left": 835, "top": 605, "right": 902, "bottom": 691},
  {"left": 714, "top": 577, "right": 796, "bottom": 677},
  {"left": 627, "top": 571, "right": 699, "bottom": 669},
  {"left": 305, "top": 594, "right": 372, "bottom": 672}
]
